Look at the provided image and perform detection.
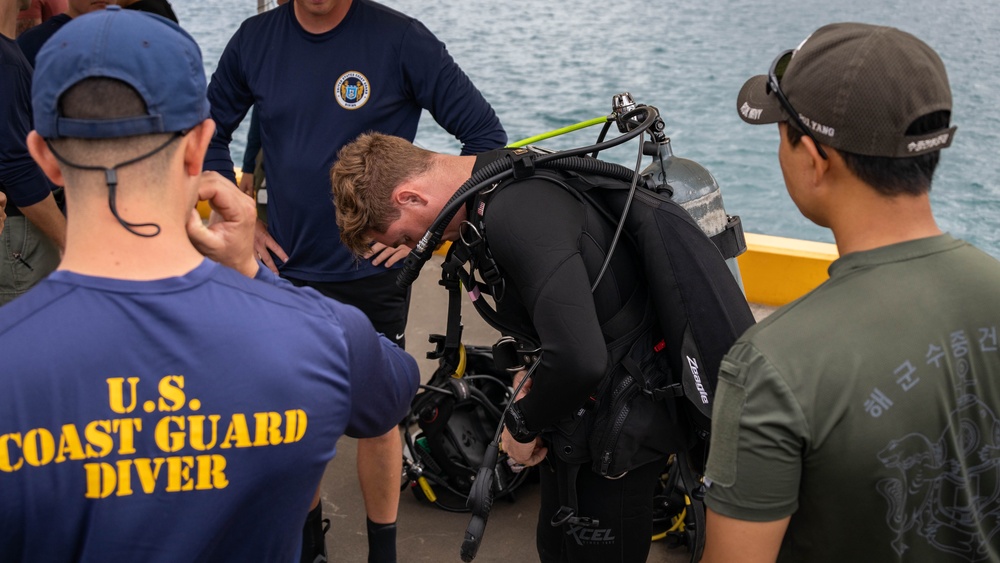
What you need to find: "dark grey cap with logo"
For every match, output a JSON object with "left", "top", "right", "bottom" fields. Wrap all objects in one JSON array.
[{"left": 736, "top": 22, "right": 957, "bottom": 157}]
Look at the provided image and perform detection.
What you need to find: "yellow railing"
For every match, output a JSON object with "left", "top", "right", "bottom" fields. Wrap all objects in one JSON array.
[{"left": 736, "top": 233, "right": 838, "bottom": 306}]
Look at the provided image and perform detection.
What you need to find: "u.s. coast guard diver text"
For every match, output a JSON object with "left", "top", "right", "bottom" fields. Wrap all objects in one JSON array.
[{"left": 0, "top": 376, "right": 308, "bottom": 498}]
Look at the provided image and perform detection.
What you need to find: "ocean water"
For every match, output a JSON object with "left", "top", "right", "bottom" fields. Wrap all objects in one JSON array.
[{"left": 177, "top": 0, "right": 1000, "bottom": 257}]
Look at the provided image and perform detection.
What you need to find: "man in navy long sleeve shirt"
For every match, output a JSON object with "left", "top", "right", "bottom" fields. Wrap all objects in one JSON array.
[
  {"left": 203, "top": 1, "right": 506, "bottom": 561},
  {"left": 0, "top": 0, "right": 64, "bottom": 305}
]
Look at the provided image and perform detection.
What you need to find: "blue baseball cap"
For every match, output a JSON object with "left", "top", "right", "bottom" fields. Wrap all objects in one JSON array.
[{"left": 32, "top": 6, "right": 211, "bottom": 140}]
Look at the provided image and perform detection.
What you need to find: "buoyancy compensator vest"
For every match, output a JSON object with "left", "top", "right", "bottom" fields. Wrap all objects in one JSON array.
[
  {"left": 441, "top": 147, "right": 754, "bottom": 562},
  {"left": 463, "top": 148, "right": 755, "bottom": 452}
]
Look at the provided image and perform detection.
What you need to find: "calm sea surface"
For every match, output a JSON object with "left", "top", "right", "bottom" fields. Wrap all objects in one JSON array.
[{"left": 177, "top": 0, "right": 1000, "bottom": 257}]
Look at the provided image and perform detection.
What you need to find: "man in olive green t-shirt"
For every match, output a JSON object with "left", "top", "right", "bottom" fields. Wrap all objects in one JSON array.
[{"left": 702, "top": 23, "right": 1000, "bottom": 563}]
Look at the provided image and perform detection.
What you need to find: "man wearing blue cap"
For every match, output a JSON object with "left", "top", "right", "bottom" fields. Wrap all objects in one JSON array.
[
  {"left": 701, "top": 23, "right": 1000, "bottom": 562},
  {"left": 0, "top": 7, "right": 419, "bottom": 561}
]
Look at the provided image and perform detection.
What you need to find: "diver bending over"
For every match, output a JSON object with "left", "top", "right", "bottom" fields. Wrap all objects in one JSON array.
[{"left": 332, "top": 133, "right": 687, "bottom": 562}]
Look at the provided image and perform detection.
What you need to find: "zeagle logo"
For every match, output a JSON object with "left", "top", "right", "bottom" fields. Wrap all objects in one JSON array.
[
  {"left": 334, "top": 71, "right": 370, "bottom": 110},
  {"left": 687, "top": 356, "right": 710, "bottom": 404}
]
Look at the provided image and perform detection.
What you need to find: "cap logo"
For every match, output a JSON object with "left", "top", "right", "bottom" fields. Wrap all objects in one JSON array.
[
  {"left": 908, "top": 133, "right": 951, "bottom": 153},
  {"left": 740, "top": 102, "right": 763, "bottom": 121},
  {"left": 334, "top": 71, "right": 370, "bottom": 110}
]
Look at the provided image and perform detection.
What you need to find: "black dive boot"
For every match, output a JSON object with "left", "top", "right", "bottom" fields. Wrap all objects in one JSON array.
[
  {"left": 366, "top": 517, "right": 397, "bottom": 563},
  {"left": 301, "top": 504, "right": 330, "bottom": 563}
]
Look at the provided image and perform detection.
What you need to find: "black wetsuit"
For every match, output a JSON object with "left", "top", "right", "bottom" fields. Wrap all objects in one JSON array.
[{"left": 471, "top": 152, "right": 671, "bottom": 563}]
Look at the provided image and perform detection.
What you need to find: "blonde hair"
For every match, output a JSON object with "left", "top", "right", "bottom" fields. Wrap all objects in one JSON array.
[{"left": 331, "top": 133, "right": 434, "bottom": 256}]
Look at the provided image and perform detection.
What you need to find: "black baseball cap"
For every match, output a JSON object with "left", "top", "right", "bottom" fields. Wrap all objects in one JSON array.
[{"left": 736, "top": 22, "right": 957, "bottom": 157}]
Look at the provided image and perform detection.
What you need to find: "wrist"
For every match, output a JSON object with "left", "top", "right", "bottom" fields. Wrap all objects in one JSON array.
[{"left": 504, "top": 402, "right": 538, "bottom": 444}]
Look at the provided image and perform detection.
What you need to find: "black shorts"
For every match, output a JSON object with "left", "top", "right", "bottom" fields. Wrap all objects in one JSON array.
[{"left": 285, "top": 269, "right": 411, "bottom": 349}]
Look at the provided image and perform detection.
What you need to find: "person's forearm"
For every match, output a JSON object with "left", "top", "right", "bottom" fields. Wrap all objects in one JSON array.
[{"left": 18, "top": 193, "right": 66, "bottom": 251}]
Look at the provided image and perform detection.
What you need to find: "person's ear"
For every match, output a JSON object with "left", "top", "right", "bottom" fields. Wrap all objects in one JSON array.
[
  {"left": 393, "top": 185, "right": 427, "bottom": 207},
  {"left": 799, "top": 135, "right": 831, "bottom": 187},
  {"left": 183, "top": 119, "right": 217, "bottom": 177},
  {"left": 26, "top": 131, "right": 66, "bottom": 186}
]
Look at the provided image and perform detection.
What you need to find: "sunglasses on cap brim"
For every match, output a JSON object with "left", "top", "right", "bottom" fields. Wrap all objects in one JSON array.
[{"left": 766, "top": 49, "right": 829, "bottom": 160}]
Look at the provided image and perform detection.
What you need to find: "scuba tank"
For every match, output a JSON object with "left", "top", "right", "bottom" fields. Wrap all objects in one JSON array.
[
  {"left": 611, "top": 92, "right": 746, "bottom": 286},
  {"left": 644, "top": 137, "right": 745, "bottom": 287},
  {"left": 645, "top": 139, "right": 727, "bottom": 237}
]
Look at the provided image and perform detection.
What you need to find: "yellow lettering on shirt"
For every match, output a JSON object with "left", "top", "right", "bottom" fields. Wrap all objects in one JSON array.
[
  {"left": 284, "top": 409, "right": 308, "bottom": 443},
  {"left": 84, "top": 462, "right": 116, "bottom": 499},
  {"left": 84, "top": 420, "right": 113, "bottom": 458},
  {"left": 82, "top": 455, "right": 229, "bottom": 497},
  {"left": 55, "top": 424, "right": 86, "bottom": 463},
  {"left": 0, "top": 433, "right": 23, "bottom": 472},
  {"left": 112, "top": 418, "right": 142, "bottom": 455},
  {"left": 133, "top": 457, "right": 167, "bottom": 494},
  {"left": 253, "top": 412, "right": 283, "bottom": 446},
  {"left": 115, "top": 459, "right": 134, "bottom": 496},
  {"left": 154, "top": 416, "right": 185, "bottom": 453},
  {"left": 219, "top": 414, "right": 252, "bottom": 449},
  {"left": 195, "top": 454, "right": 228, "bottom": 490},
  {"left": 165, "top": 455, "right": 196, "bottom": 492},
  {"left": 188, "top": 415, "right": 221, "bottom": 451},
  {"left": 157, "top": 375, "right": 186, "bottom": 412},
  {"left": 106, "top": 377, "right": 140, "bottom": 414},
  {"left": 22, "top": 428, "right": 55, "bottom": 467},
  {"left": 5, "top": 374, "right": 312, "bottom": 501}
]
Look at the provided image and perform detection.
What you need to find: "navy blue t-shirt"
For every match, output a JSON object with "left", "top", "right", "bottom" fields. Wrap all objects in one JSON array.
[
  {"left": 0, "top": 36, "right": 54, "bottom": 211},
  {"left": 204, "top": 0, "right": 507, "bottom": 282},
  {"left": 0, "top": 260, "right": 419, "bottom": 561},
  {"left": 15, "top": 13, "right": 70, "bottom": 68}
]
